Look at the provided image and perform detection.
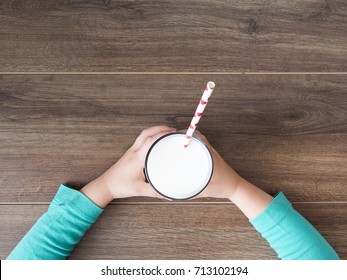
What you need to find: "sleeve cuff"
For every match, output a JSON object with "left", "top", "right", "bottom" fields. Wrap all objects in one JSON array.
[
  {"left": 250, "top": 192, "right": 292, "bottom": 233},
  {"left": 49, "top": 184, "right": 103, "bottom": 223}
]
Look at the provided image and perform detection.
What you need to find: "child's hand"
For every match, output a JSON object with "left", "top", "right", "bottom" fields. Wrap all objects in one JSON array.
[
  {"left": 105, "top": 125, "right": 177, "bottom": 199},
  {"left": 81, "top": 126, "right": 176, "bottom": 207},
  {"left": 193, "top": 131, "right": 242, "bottom": 201}
]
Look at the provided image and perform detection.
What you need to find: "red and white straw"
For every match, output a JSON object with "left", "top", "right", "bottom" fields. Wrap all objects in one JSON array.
[{"left": 184, "top": 81, "right": 215, "bottom": 147}]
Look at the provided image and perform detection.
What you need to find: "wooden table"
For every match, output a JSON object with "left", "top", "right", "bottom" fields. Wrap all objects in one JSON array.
[{"left": 0, "top": 0, "right": 346, "bottom": 260}]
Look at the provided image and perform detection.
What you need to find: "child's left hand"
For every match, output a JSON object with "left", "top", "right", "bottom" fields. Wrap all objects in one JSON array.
[{"left": 81, "top": 126, "right": 176, "bottom": 207}]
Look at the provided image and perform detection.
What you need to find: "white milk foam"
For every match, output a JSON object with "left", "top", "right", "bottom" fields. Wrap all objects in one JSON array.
[{"left": 146, "top": 133, "right": 213, "bottom": 199}]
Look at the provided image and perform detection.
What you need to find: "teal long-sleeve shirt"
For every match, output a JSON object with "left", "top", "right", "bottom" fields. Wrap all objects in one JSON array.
[
  {"left": 7, "top": 185, "right": 103, "bottom": 260},
  {"left": 7, "top": 185, "right": 339, "bottom": 260}
]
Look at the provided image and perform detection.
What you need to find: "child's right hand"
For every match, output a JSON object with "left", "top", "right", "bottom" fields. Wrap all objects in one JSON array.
[
  {"left": 193, "top": 131, "right": 242, "bottom": 201},
  {"left": 194, "top": 131, "right": 273, "bottom": 219}
]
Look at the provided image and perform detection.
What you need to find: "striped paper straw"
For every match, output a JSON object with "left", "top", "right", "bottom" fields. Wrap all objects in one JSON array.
[{"left": 184, "top": 81, "right": 215, "bottom": 147}]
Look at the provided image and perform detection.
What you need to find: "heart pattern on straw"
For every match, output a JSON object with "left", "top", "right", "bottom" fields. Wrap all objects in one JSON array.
[{"left": 184, "top": 81, "right": 215, "bottom": 147}]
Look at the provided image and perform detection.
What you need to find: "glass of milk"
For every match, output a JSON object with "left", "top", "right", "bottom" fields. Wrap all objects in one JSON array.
[{"left": 144, "top": 132, "right": 214, "bottom": 200}]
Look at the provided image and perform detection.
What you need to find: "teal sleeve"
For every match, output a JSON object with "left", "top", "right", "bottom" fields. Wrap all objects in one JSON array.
[
  {"left": 250, "top": 192, "right": 339, "bottom": 260},
  {"left": 7, "top": 184, "right": 103, "bottom": 260}
]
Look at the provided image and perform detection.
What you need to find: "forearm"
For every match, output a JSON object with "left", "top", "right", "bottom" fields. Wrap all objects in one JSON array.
[
  {"left": 250, "top": 192, "right": 339, "bottom": 260},
  {"left": 80, "top": 175, "right": 114, "bottom": 208},
  {"left": 230, "top": 179, "right": 339, "bottom": 260},
  {"left": 7, "top": 185, "right": 103, "bottom": 260},
  {"left": 229, "top": 178, "right": 273, "bottom": 220}
]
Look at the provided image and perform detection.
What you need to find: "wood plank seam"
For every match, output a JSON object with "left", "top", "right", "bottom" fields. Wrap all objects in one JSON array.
[{"left": 1, "top": 72, "right": 347, "bottom": 75}]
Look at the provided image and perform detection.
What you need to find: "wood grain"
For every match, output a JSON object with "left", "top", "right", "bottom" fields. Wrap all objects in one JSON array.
[
  {"left": 1, "top": 0, "right": 346, "bottom": 263},
  {"left": 0, "top": 203, "right": 345, "bottom": 260},
  {"left": 1, "top": 74, "right": 346, "bottom": 203},
  {"left": 0, "top": 0, "right": 347, "bottom": 72}
]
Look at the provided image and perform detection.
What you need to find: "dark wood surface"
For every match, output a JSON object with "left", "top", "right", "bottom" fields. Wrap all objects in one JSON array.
[
  {"left": 0, "top": 0, "right": 346, "bottom": 260},
  {"left": 1, "top": 75, "right": 346, "bottom": 203},
  {"left": 1, "top": 0, "right": 347, "bottom": 72},
  {"left": 1, "top": 203, "right": 346, "bottom": 260}
]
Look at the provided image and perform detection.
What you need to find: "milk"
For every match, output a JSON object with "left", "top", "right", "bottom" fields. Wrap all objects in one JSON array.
[{"left": 145, "top": 133, "right": 213, "bottom": 199}]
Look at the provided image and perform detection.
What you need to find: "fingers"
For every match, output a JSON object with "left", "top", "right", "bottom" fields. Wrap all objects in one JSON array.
[
  {"left": 177, "top": 129, "right": 212, "bottom": 149},
  {"left": 141, "top": 126, "right": 176, "bottom": 138},
  {"left": 193, "top": 130, "right": 210, "bottom": 145},
  {"left": 133, "top": 126, "right": 176, "bottom": 150},
  {"left": 141, "top": 130, "right": 176, "bottom": 151},
  {"left": 177, "top": 129, "right": 208, "bottom": 142}
]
